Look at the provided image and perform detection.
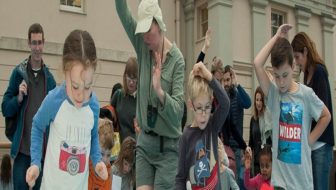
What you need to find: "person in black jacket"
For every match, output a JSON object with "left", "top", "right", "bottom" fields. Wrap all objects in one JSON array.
[{"left": 291, "top": 32, "right": 334, "bottom": 190}]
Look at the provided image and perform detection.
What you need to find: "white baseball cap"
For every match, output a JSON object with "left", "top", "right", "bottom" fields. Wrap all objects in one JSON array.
[{"left": 135, "top": 0, "right": 166, "bottom": 34}]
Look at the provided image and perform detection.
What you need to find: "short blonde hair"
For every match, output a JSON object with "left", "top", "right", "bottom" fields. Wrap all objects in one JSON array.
[
  {"left": 188, "top": 71, "right": 213, "bottom": 102},
  {"left": 98, "top": 118, "right": 114, "bottom": 150}
]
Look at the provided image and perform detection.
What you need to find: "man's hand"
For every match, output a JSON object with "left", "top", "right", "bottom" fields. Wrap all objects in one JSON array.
[
  {"left": 18, "top": 80, "right": 27, "bottom": 103},
  {"left": 230, "top": 68, "right": 238, "bottom": 87}
]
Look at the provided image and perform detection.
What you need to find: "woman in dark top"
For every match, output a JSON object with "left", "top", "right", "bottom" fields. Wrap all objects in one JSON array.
[
  {"left": 248, "top": 86, "right": 271, "bottom": 177},
  {"left": 292, "top": 32, "right": 334, "bottom": 190},
  {"left": 111, "top": 57, "right": 138, "bottom": 144}
]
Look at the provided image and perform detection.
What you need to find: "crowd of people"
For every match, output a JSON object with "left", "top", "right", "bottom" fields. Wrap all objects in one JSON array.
[{"left": 0, "top": 0, "right": 334, "bottom": 190}]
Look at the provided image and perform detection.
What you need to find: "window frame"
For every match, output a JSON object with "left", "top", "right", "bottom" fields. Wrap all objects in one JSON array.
[
  {"left": 271, "top": 9, "right": 286, "bottom": 36},
  {"left": 60, "top": 0, "right": 85, "bottom": 14},
  {"left": 197, "top": 3, "right": 208, "bottom": 40}
]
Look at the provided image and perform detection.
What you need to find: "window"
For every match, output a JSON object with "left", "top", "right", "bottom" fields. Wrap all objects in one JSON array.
[
  {"left": 271, "top": 10, "right": 286, "bottom": 36},
  {"left": 198, "top": 4, "right": 208, "bottom": 39},
  {"left": 60, "top": 0, "right": 85, "bottom": 14}
]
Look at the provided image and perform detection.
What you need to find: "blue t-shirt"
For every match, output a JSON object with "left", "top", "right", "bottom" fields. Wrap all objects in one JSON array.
[
  {"left": 267, "top": 82, "right": 324, "bottom": 190},
  {"left": 30, "top": 83, "right": 101, "bottom": 189}
]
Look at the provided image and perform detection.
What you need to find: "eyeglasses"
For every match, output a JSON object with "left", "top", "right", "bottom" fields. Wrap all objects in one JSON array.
[
  {"left": 192, "top": 103, "right": 212, "bottom": 115},
  {"left": 30, "top": 40, "right": 43, "bottom": 46},
  {"left": 126, "top": 76, "right": 137, "bottom": 83}
]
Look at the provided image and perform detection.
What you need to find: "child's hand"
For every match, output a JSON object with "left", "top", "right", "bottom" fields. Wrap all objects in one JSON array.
[
  {"left": 26, "top": 165, "right": 39, "bottom": 188},
  {"left": 193, "top": 62, "right": 212, "bottom": 81},
  {"left": 244, "top": 151, "right": 252, "bottom": 170},
  {"left": 276, "top": 24, "right": 292, "bottom": 38},
  {"left": 245, "top": 146, "right": 252, "bottom": 158},
  {"left": 95, "top": 161, "right": 108, "bottom": 180},
  {"left": 133, "top": 118, "right": 141, "bottom": 135}
]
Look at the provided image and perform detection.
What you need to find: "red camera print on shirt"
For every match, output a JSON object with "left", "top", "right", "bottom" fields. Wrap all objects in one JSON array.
[{"left": 59, "top": 141, "right": 87, "bottom": 175}]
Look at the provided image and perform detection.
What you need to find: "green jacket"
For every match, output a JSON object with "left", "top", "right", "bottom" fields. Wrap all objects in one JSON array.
[
  {"left": 116, "top": 0, "right": 185, "bottom": 138},
  {"left": 1, "top": 57, "right": 56, "bottom": 157}
]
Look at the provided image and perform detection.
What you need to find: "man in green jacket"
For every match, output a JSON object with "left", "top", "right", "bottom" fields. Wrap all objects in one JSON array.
[
  {"left": 1, "top": 23, "right": 56, "bottom": 190},
  {"left": 116, "top": 0, "right": 185, "bottom": 189}
]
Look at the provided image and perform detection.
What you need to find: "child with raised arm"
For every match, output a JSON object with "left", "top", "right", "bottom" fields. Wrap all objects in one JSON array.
[
  {"left": 26, "top": 30, "right": 108, "bottom": 189},
  {"left": 175, "top": 62, "right": 230, "bottom": 189},
  {"left": 253, "top": 24, "right": 331, "bottom": 190},
  {"left": 244, "top": 145, "right": 273, "bottom": 190}
]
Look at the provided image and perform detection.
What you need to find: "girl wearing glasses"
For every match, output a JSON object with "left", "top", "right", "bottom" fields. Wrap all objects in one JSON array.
[{"left": 111, "top": 57, "right": 138, "bottom": 144}]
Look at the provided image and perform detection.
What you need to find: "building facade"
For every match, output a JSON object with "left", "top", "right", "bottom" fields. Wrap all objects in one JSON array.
[{"left": 0, "top": 0, "right": 336, "bottom": 148}]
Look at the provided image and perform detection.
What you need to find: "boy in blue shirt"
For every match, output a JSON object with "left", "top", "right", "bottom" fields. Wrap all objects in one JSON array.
[{"left": 253, "top": 24, "right": 331, "bottom": 190}]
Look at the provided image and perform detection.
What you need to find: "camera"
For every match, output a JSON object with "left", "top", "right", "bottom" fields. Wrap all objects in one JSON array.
[
  {"left": 147, "top": 104, "right": 158, "bottom": 128},
  {"left": 59, "top": 141, "right": 86, "bottom": 175}
]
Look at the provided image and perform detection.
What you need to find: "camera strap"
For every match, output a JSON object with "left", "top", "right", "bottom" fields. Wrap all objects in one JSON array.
[{"left": 160, "top": 136, "right": 164, "bottom": 153}]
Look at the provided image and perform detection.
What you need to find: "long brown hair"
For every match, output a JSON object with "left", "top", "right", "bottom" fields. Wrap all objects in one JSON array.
[
  {"left": 291, "top": 32, "right": 327, "bottom": 83},
  {"left": 122, "top": 57, "right": 138, "bottom": 95},
  {"left": 0, "top": 154, "right": 12, "bottom": 186},
  {"left": 114, "top": 137, "right": 136, "bottom": 185},
  {"left": 253, "top": 86, "right": 265, "bottom": 120}
]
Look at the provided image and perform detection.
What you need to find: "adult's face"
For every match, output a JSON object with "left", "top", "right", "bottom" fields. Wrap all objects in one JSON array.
[
  {"left": 222, "top": 72, "right": 232, "bottom": 92},
  {"left": 28, "top": 33, "right": 44, "bottom": 63},
  {"left": 293, "top": 51, "right": 307, "bottom": 73},
  {"left": 255, "top": 92, "right": 263, "bottom": 113},
  {"left": 143, "top": 21, "right": 162, "bottom": 51}
]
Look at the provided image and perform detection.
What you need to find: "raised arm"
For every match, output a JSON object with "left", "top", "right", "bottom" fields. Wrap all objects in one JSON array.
[
  {"left": 196, "top": 29, "right": 211, "bottom": 63},
  {"left": 236, "top": 84, "right": 251, "bottom": 109},
  {"left": 253, "top": 24, "right": 292, "bottom": 96},
  {"left": 115, "top": 0, "right": 142, "bottom": 51}
]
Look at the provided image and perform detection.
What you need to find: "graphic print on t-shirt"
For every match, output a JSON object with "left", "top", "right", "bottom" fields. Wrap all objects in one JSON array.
[
  {"left": 278, "top": 101, "right": 303, "bottom": 164},
  {"left": 193, "top": 140, "right": 210, "bottom": 186},
  {"left": 58, "top": 125, "right": 88, "bottom": 175}
]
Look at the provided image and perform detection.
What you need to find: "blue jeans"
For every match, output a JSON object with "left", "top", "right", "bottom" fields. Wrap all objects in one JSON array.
[
  {"left": 13, "top": 153, "right": 43, "bottom": 190},
  {"left": 311, "top": 143, "right": 333, "bottom": 190}
]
